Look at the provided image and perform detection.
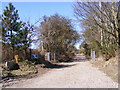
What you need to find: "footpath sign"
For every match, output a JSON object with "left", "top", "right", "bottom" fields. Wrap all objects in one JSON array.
[{"left": 14, "top": 55, "right": 18, "bottom": 63}]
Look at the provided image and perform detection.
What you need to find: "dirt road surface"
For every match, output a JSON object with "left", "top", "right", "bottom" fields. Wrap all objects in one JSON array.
[{"left": 5, "top": 55, "right": 118, "bottom": 88}]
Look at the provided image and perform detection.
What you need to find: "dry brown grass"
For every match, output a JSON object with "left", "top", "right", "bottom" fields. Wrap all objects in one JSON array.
[{"left": 90, "top": 56, "right": 118, "bottom": 83}]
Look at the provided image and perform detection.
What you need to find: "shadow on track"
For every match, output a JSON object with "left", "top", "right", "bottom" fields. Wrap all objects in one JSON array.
[{"left": 43, "top": 63, "right": 77, "bottom": 69}]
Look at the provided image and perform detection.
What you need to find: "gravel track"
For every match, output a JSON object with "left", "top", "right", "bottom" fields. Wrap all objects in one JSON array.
[{"left": 6, "top": 60, "right": 118, "bottom": 88}]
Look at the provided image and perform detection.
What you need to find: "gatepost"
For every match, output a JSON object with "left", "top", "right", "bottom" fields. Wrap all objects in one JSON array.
[
  {"left": 47, "top": 52, "right": 50, "bottom": 61},
  {"left": 54, "top": 53, "right": 56, "bottom": 61},
  {"left": 45, "top": 52, "right": 50, "bottom": 61},
  {"left": 92, "top": 51, "right": 96, "bottom": 61},
  {"left": 91, "top": 50, "right": 96, "bottom": 61}
]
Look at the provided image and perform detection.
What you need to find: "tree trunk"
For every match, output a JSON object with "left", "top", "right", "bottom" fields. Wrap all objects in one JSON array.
[
  {"left": 12, "top": 46, "right": 15, "bottom": 60},
  {"left": 118, "top": 2, "right": 120, "bottom": 57},
  {"left": 30, "top": 49, "right": 32, "bottom": 60},
  {"left": 24, "top": 48, "right": 27, "bottom": 60}
]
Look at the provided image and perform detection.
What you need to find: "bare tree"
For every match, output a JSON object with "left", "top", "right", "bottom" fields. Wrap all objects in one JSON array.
[
  {"left": 73, "top": 2, "right": 119, "bottom": 60},
  {"left": 37, "top": 14, "right": 80, "bottom": 61},
  {"left": 117, "top": 1, "right": 120, "bottom": 47}
]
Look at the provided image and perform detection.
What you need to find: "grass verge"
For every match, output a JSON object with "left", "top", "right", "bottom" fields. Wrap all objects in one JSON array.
[{"left": 90, "top": 56, "right": 118, "bottom": 83}]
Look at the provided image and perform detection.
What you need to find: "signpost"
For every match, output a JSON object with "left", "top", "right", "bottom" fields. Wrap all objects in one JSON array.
[{"left": 14, "top": 55, "right": 18, "bottom": 63}]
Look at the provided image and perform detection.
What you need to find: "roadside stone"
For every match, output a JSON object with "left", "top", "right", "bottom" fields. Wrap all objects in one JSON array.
[{"left": 7, "top": 61, "right": 20, "bottom": 70}]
